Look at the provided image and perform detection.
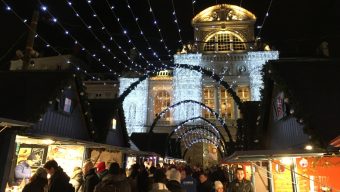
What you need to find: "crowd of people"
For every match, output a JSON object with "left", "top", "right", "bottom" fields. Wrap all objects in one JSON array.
[{"left": 16, "top": 159, "right": 254, "bottom": 192}]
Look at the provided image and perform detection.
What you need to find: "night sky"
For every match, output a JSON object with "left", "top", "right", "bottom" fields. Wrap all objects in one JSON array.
[{"left": 0, "top": 0, "right": 339, "bottom": 72}]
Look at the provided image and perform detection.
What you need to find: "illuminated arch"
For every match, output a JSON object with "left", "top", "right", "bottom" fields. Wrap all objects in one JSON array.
[
  {"left": 165, "top": 116, "right": 232, "bottom": 156},
  {"left": 174, "top": 117, "right": 221, "bottom": 137},
  {"left": 118, "top": 64, "right": 243, "bottom": 110},
  {"left": 149, "top": 100, "right": 234, "bottom": 143},
  {"left": 182, "top": 137, "right": 223, "bottom": 159},
  {"left": 175, "top": 127, "right": 225, "bottom": 150}
]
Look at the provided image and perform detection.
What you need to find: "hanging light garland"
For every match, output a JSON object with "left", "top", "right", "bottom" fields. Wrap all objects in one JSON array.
[
  {"left": 170, "top": 0, "right": 184, "bottom": 49},
  {"left": 1, "top": 1, "right": 98, "bottom": 80},
  {"left": 146, "top": 0, "right": 172, "bottom": 59},
  {"left": 36, "top": 0, "right": 125, "bottom": 77},
  {"left": 103, "top": 0, "right": 167, "bottom": 71},
  {"left": 256, "top": 0, "right": 275, "bottom": 38},
  {"left": 64, "top": 0, "right": 145, "bottom": 74},
  {"left": 126, "top": 0, "right": 164, "bottom": 63}
]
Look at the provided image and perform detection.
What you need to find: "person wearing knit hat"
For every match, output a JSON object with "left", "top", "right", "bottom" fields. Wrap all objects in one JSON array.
[
  {"left": 214, "top": 181, "right": 224, "bottom": 192},
  {"left": 96, "top": 162, "right": 108, "bottom": 181}
]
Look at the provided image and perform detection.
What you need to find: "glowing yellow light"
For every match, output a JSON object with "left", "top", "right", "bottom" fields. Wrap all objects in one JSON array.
[
  {"left": 305, "top": 145, "right": 313, "bottom": 150},
  {"left": 112, "top": 118, "right": 116, "bottom": 130},
  {"left": 42, "top": 139, "right": 54, "bottom": 145},
  {"left": 280, "top": 157, "right": 293, "bottom": 165}
]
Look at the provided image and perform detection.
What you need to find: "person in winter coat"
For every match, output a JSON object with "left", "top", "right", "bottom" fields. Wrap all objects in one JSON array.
[
  {"left": 83, "top": 160, "right": 100, "bottom": 192},
  {"left": 43, "top": 160, "right": 73, "bottom": 192},
  {"left": 22, "top": 167, "right": 48, "bottom": 192},
  {"left": 96, "top": 162, "right": 108, "bottom": 181},
  {"left": 180, "top": 167, "right": 197, "bottom": 192},
  {"left": 227, "top": 168, "right": 253, "bottom": 192},
  {"left": 166, "top": 168, "right": 185, "bottom": 192},
  {"left": 197, "top": 172, "right": 213, "bottom": 192},
  {"left": 94, "top": 162, "right": 131, "bottom": 192},
  {"left": 150, "top": 169, "right": 169, "bottom": 192},
  {"left": 14, "top": 159, "right": 32, "bottom": 185},
  {"left": 70, "top": 167, "right": 84, "bottom": 192},
  {"left": 127, "top": 163, "right": 139, "bottom": 192}
]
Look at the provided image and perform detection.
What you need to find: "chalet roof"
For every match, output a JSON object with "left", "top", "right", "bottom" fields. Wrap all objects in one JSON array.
[
  {"left": 0, "top": 71, "right": 76, "bottom": 124},
  {"left": 263, "top": 58, "right": 340, "bottom": 147},
  {"left": 89, "top": 99, "right": 129, "bottom": 147}
]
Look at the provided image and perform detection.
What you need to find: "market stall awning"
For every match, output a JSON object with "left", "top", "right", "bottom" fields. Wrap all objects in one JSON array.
[
  {"left": 223, "top": 149, "right": 326, "bottom": 162},
  {"left": 17, "top": 133, "right": 159, "bottom": 157},
  {"left": 0, "top": 117, "right": 34, "bottom": 128}
]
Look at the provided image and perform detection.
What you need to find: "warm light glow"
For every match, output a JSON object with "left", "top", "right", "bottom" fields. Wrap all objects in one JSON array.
[
  {"left": 192, "top": 4, "right": 256, "bottom": 23},
  {"left": 42, "top": 139, "right": 55, "bottom": 145},
  {"left": 280, "top": 157, "right": 293, "bottom": 165},
  {"left": 112, "top": 118, "right": 116, "bottom": 130},
  {"left": 305, "top": 145, "right": 313, "bottom": 150}
]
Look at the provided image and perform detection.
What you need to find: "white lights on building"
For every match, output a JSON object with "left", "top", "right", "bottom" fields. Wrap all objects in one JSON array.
[
  {"left": 247, "top": 51, "right": 279, "bottom": 101},
  {"left": 173, "top": 54, "right": 202, "bottom": 124},
  {"left": 119, "top": 78, "right": 149, "bottom": 135}
]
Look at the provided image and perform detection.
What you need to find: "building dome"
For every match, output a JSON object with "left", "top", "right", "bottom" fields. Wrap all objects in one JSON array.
[
  {"left": 192, "top": 4, "right": 257, "bottom": 53},
  {"left": 192, "top": 4, "right": 256, "bottom": 24}
]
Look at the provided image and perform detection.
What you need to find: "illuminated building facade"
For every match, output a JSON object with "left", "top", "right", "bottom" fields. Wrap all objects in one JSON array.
[{"left": 120, "top": 4, "right": 279, "bottom": 164}]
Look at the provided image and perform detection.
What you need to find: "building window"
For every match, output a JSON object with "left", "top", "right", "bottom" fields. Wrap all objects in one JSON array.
[
  {"left": 203, "top": 87, "right": 215, "bottom": 119},
  {"left": 237, "top": 86, "right": 250, "bottom": 102},
  {"left": 154, "top": 90, "right": 171, "bottom": 121},
  {"left": 237, "top": 86, "right": 250, "bottom": 117},
  {"left": 112, "top": 118, "right": 116, "bottom": 130},
  {"left": 203, "top": 31, "right": 246, "bottom": 52},
  {"left": 220, "top": 88, "right": 234, "bottom": 119},
  {"left": 63, "top": 98, "right": 72, "bottom": 113}
]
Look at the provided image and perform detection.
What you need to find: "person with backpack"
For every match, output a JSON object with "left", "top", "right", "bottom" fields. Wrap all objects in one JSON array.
[{"left": 43, "top": 160, "right": 75, "bottom": 192}]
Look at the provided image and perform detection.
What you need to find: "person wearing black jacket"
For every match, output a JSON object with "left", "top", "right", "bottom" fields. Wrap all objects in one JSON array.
[
  {"left": 197, "top": 172, "right": 213, "bottom": 192},
  {"left": 83, "top": 160, "right": 100, "bottom": 192},
  {"left": 22, "top": 167, "right": 48, "bottom": 192},
  {"left": 228, "top": 168, "right": 253, "bottom": 192},
  {"left": 43, "top": 160, "right": 73, "bottom": 192}
]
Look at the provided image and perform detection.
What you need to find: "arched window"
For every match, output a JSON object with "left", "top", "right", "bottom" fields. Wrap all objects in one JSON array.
[
  {"left": 154, "top": 90, "right": 171, "bottom": 121},
  {"left": 204, "top": 31, "right": 246, "bottom": 52}
]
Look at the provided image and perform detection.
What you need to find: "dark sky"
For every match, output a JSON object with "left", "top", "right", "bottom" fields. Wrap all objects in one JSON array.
[{"left": 1, "top": 0, "right": 339, "bottom": 72}]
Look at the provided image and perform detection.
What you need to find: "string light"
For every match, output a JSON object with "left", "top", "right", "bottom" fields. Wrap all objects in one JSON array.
[
  {"left": 148, "top": 99, "right": 233, "bottom": 142},
  {"left": 36, "top": 0, "right": 129, "bottom": 76},
  {"left": 191, "top": 0, "right": 196, "bottom": 16},
  {"left": 126, "top": 0, "right": 164, "bottom": 63},
  {"left": 1, "top": 0, "right": 96, "bottom": 79},
  {"left": 170, "top": 0, "right": 184, "bottom": 48},
  {"left": 146, "top": 0, "right": 172, "bottom": 59},
  {"left": 63, "top": 0, "right": 143, "bottom": 74},
  {"left": 40, "top": 5, "right": 47, "bottom": 11},
  {"left": 104, "top": 0, "right": 166, "bottom": 71},
  {"left": 256, "top": 0, "right": 275, "bottom": 38}
]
